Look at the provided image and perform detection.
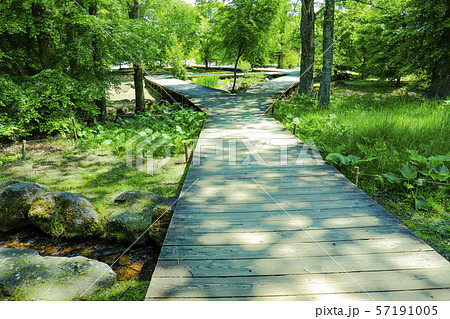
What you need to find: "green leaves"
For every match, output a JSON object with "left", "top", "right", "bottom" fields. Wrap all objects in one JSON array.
[
  {"left": 77, "top": 105, "right": 205, "bottom": 156},
  {"left": 400, "top": 162, "right": 418, "bottom": 180},
  {"left": 384, "top": 150, "right": 449, "bottom": 192}
]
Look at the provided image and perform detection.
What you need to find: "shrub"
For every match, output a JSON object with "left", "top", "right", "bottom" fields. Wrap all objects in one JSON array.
[{"left": 0, "top": 70, "right": 101, "bottom": 140}]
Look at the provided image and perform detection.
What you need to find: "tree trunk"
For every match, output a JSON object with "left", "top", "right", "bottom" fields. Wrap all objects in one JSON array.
[
  {"left": 277, "top": 52, "right": 284, "bottom": 69},
  {"left": 31, "top": 3, "right": 56, "bottom": 70},
  {"left": 428, "top": 66, "right": 449, "bottom": 99},
  {"left": 232, "top": 45, "right": 244, "bottom": 92},
  {"left": 318, "top": 0, "right": 335, "bottom": 108},
  {"left": 89, "top": 4, "right": 107, "bottom": 122},
  {"left": 129, "top": 0, "right": 145, "bottom": 113},
  {"left": 299, "top": 0, "right": 315, "bottom": 95}
]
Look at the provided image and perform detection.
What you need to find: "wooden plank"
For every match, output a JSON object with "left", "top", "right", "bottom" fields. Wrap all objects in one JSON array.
[
  {"left": 163, "top": 225, "right": 414, "bottom": 246},
  {"left": 181, "top": 176, "right": 351, "bottom": 190},
  {"left": 171, "top": 206, "right": 390, "bottom": 222},
  {"left": 178, "top": 191, "right": 370, "bottom": 205},
  {"left": 183, "top": 175, "right": 349, "bottom": 184},
  {"left": 158, "top": 237, "right": 433, "bottom": 260},
  {"left": 146, "top": 268, "right": 450, "bottom": 299},
  {"left": 185, "top": 169, "right": 338, "bottom": 181},
  {"left": 149, "top": 289, "right": 450, "bottom": 301},
  {"left": 153, "top": 251, "right": 450, "bottom": 278},
  {"left": 173, "top": 197, "right": 378, "bottom": 213},
  {"left": 182, "top": 182, "right": 359, "bottom": 197},
  {"left": 166, "top": 215, "right": 400, "bottom": 233}
]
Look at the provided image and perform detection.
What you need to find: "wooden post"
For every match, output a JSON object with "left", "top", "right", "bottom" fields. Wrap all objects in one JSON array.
[
  {"left": 184, "top": 142, "right": 189, "bottom": 163},
  {"left": 22, "top": 140, "right": 26, "bottom": 160},
  {"left": 353, "top": 166, "right": 360, "bottom": 186},
  {"left": 293, "top": 123, "right": 297, "bottom": 136},
  {"left": 71, "top": 117, "right": 78, "bottom": 140}
]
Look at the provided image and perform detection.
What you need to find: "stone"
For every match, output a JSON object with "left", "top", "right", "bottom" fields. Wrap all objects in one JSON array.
[
  {"left": 0, "top": 181, "right": 48, "bottom": 232},
  {"left": 105, "top": 191, "right": 165, "bottom": 245},
  {"left": 0, "top": 248, "right": 116, "bottom": 300},
  {"left": 28, "top": 192, "right": 99, "bottom": 238},
  {"left": 114, "top": 190, "right": 164, "bottom": 204},
  {"left": 148, "top": 202, "right": 175, "bottom": 247}
]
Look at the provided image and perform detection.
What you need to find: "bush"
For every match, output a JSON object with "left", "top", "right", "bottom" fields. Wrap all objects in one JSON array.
[{"left": 0, "top": 70, "right": 101, "bottom": 141}]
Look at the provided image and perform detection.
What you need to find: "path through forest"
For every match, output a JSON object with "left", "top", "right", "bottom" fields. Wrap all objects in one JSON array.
[{"left": 145, "top": 73, "right": 450, "bottom": 300}]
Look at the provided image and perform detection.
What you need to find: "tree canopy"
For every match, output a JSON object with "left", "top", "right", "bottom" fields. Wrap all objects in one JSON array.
[{"left": 0, "top": 0, "right": 448, "bottom": 140}]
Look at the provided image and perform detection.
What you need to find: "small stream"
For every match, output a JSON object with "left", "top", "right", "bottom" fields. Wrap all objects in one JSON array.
[{"left": 0, "top": 226, "right": 160, "bottom": 281}]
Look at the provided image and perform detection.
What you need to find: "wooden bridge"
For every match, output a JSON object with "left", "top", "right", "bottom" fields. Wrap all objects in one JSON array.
[{"left": 145, "top": 73, "right": 450, "bottom": 300}]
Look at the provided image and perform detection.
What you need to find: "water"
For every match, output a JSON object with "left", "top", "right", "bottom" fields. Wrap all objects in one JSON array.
[{"left": 0, "top": 226, "right": 160, "bottom": 281}]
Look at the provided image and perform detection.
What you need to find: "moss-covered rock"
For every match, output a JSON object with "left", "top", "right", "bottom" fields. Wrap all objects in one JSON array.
[
  {"left": 105, "top": 191, "right": 165, "bottom": 245},
  {"left": 114, "top": 190, "right": 164, "bottom": 205},
  {"left": 0, "top": 181, "right": 48, "bottom": 232},
  {"left": 148, "top": 203, "right": 175, "bottom": 247},
  {"left": 0, "top": 248, "right": 116, "bottom": 300},
  {"left": 28, "top": 192, "right": 99, "bottom": 238}
]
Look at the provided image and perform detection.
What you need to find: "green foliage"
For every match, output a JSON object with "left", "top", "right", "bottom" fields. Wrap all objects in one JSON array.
[
  {"left": 167, "top": 35, "right": 188, "bottom": 81},
  {"left": 218, "top": 0, "right": 280, "bottom": 66},
  {"left": 193, "top": 74, "right": 220, "bottom": 88},
  {"left": 242, "top": 72, "right": 266, "bottom": 86},
  {"left": 194, "top": 0, "right": 225, "bottom": 66},
  {"left": 383, "top": 151, "right": 450, "bottom": 190},
  {"left": 273, "top": 80, "right": 449, "bottom": 194},
  {"left": 0, "top": 70, "right": 100, "bottom": 140},
  {"left": 237, "top": 60, "right": 252, "bottom": 73},
  {"left": 77, "top": 105, "right": 205, "bottom": 156}
]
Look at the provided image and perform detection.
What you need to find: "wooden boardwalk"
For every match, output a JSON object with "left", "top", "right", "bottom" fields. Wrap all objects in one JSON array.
[{"left": 145, "top": 74, "right": 450, "bottom": 300}]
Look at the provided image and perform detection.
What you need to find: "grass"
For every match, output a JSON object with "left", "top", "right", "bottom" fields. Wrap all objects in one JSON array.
[
  {"left": 192, "top": 72, "right": 267, "bottom": 91},
  {"left": 83, "top": 280, "right": 150, "bottom": 301},
  {"left": 273, "top": 80, "right": 449, "bottom": 260}
]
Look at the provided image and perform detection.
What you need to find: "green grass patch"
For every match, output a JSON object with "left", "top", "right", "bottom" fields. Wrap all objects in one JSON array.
[
  {"left": 193, "top": 74, "right": 220, "bottom": 88},
  {"left": 83, "top": 280, "right": 150, "bottom": 301},
  {"left": 273, "top": 80, "right": 449, "bottom": 260}
]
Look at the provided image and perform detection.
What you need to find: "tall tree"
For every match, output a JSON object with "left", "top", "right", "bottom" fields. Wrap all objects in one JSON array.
[
  {"left": 298, "top": 0, "right": 315, "bottom": 95},
  {"left": 89, "top": 3, "right": 107, "bottom": 121},
  {"left": 318, "top": 0, "right": 335, "bottom": 107},
  {"left": 128, "top": 0, "right": 145, "bottom": 113},
  {"left": 196, "top": 0, "right": 224, "bottom": 69},
  {"left": 31, "top": 3, "right": 56, "bottom": 70},
  {"left": 219, "top": 0, "right": 279, "bottom": 92}
]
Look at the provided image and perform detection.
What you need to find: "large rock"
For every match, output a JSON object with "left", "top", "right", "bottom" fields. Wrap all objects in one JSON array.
[
  {"left": 28, "top": 192, "right": 99, "bottom": 238},
  {"left": 148, "top": 198, "right": 177, "bottom": 247},
  {"left": 0, "top": 181, "right": 48, "bottom": 232},
  {"left": 0, "top": 248, "right": 116, "bottom": 300},
  {"left": 105, "top": 191, "right": 165, "bottom": 245}
]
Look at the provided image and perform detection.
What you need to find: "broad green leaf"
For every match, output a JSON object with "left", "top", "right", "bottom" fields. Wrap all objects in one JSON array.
[
  {"left": 400, "top": 162, "right": 418, "bottom": 179},
  {"left": 414, "top": 195, "right": 428, "bottom": 211},
  {"left": 434, "top": 164, "right": 449, "bottom": 176},
  {"left": 347, "top": 154, "right": 361, "bottom": 165},
  {"left": 383, "top": 173, "right": 402, "bottom": 184},
  {"left": 326, "top": 153, "right": 350, "bottom": 166}
]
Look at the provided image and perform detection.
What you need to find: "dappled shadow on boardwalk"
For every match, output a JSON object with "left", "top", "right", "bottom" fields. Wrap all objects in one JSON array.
[{"left": 145, "top": 72, "right": 450, "bottom": 301}]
